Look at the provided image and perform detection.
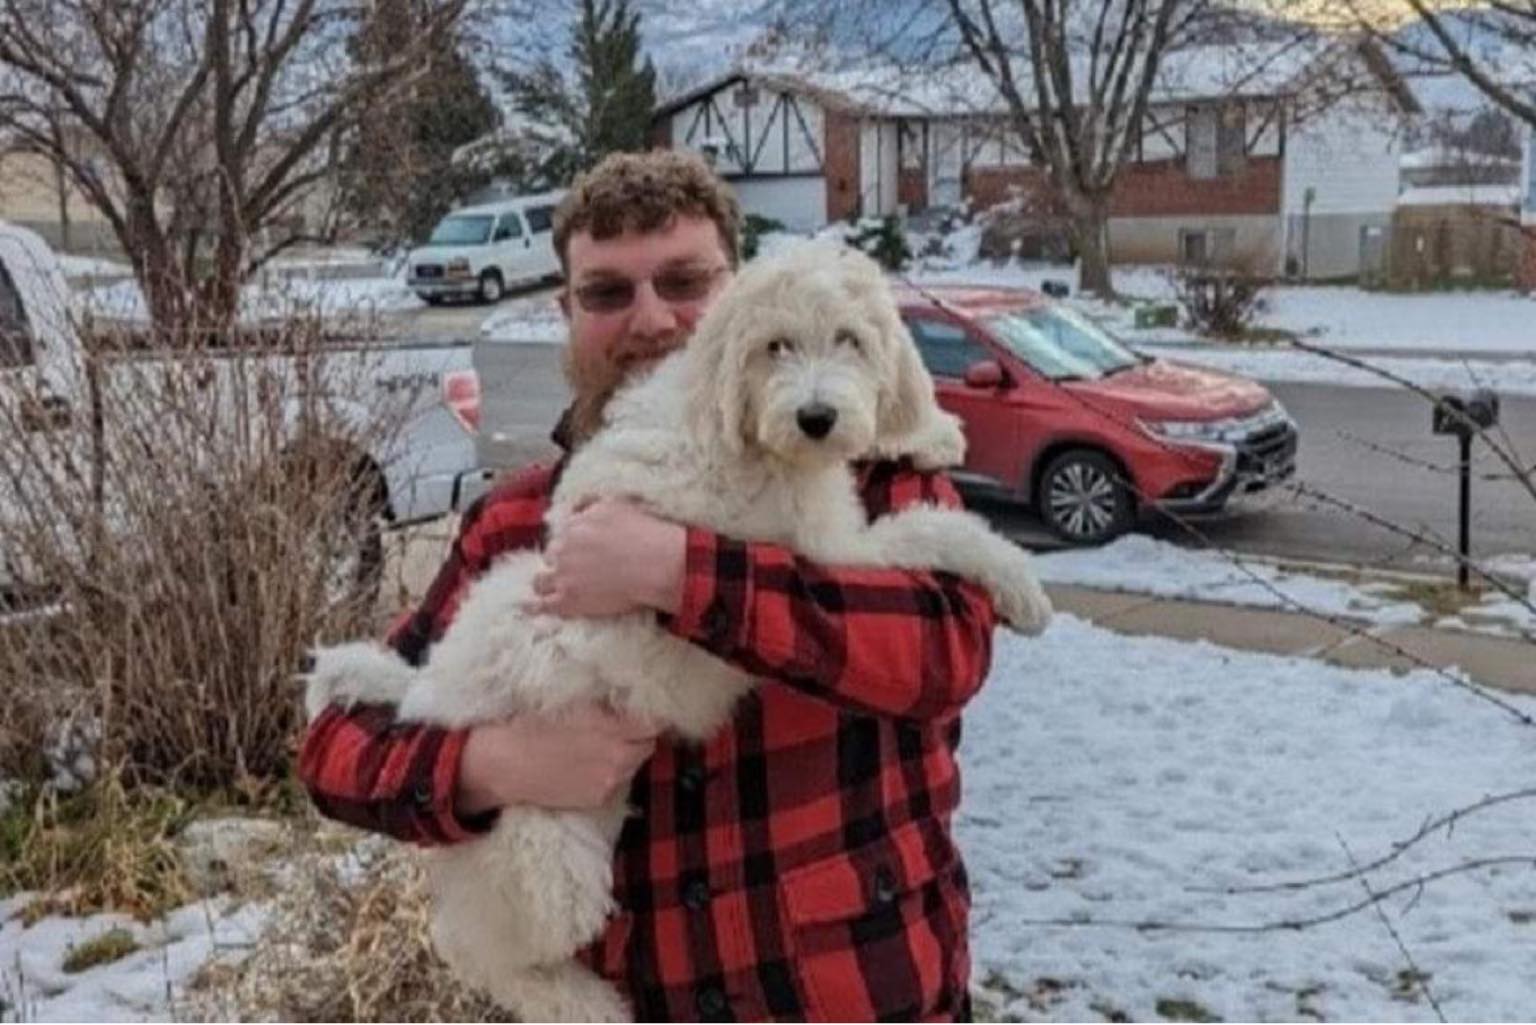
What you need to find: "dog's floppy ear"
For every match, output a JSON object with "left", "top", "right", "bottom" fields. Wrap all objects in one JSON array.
[
  {"left": 869, "top": 298, "right": 967, "bottom": 469},
  {"left": 681, "top": 292, "right": 751, "bottom": 457}
]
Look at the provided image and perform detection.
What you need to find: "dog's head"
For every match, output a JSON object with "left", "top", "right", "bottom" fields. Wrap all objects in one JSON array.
[{"left": 682, "top": 240, "right": 961, "bottom": 468}]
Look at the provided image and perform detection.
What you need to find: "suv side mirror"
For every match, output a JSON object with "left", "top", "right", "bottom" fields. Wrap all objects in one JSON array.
[{"left": 963, "top": 359, "right": 1006, "bottom": 389}]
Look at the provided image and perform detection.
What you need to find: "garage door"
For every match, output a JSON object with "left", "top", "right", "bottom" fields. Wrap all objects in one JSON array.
[{"left": 729, "top": 177, "right": 828, "bottom": 232}]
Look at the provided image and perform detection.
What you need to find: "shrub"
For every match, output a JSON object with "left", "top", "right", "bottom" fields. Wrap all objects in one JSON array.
[
  {"left": 1170, "top": 266, "right": 1272, "bottom": 340},
  {"left": 742, "top": 213, "right": 786, "bottom": 261},
  {"left": 840, "top": 215, "right": 912, "bottom": 271},
  {"left": 0, "top": 305, "right": 406, "bottom": 795}
]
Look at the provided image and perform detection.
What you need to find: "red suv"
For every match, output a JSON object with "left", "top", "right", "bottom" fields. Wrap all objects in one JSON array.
[{"left": 897, "top": 284, "right": 1297, "bottom": 545}]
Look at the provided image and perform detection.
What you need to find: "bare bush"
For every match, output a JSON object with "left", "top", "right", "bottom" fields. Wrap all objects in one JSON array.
[
  {"left": 1170, "top": 266, "right": 1272, "bottom": 339},
  {"left": 0, "top": 305, "right": 414, "bottom": 793}
]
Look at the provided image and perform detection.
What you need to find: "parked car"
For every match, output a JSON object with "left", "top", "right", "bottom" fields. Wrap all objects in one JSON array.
[
  {"left": 407, "top": 191, "right": 565, "bottom": 305},
  {"left": 0, "top": 220, "right": 493, "bottom": 608},
  {"left": 895, "top": 284, "right": 1298, "bottom": 545}
]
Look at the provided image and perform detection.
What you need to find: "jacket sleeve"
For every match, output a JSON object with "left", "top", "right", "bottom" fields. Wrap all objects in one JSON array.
[
  {"left": 295, "top": 466, "right": 553, "bottom": 845},
  {"left": 663, "top": 464, "right": 998, "bottom": 721}
]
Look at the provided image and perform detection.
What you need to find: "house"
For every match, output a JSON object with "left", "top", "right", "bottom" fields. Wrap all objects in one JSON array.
[{"left": 651, "top": 40, "right": 1420, "bottom": 280}]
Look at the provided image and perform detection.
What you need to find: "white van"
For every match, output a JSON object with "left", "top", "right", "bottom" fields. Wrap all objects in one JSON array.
[{"left": 407, "top": 191, "right": 565, "bottom": 304}]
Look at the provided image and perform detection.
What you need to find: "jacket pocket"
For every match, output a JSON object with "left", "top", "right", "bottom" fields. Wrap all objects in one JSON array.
[{"left": 779, "top": 820, "right": 968, "bottom": 1021}]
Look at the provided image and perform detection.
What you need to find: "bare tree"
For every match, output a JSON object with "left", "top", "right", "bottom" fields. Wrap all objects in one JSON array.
[
  {"left": 0, "top": 0, "right": 471, "bottom": 334},
  {"left": 941, "top": 0, "right": 1205, "bottom": 296},
  {"left": 1347, "top": 1, "right": 1536, "bottom": 130}
]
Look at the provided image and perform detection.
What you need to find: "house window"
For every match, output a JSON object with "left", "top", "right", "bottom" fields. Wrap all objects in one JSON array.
[
  {"left": 1186, "top": 102, "right": 1246, "bottom": 179},
  {"left": 1179, "top": 227, "right": 1236, "bottom": 266}
]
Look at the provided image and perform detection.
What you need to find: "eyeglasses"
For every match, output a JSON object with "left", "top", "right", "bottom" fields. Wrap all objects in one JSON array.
[{"left": 571, "top": 265, "right": 727, "bottom": 314}]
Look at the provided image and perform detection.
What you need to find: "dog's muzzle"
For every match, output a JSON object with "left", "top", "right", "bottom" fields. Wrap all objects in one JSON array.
[{"left": 796, "top": 403, "right": 838, "bottom": 440}]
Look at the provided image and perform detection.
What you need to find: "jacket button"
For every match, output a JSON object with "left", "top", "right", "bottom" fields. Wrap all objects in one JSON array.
[
  {"left": 678, "top": 766, "right": 706, "bottom": 793},
  {"left": 412, "top": 780, "right": 434, "bottom": 808},
  {"left": 873, "top": 865, "right": 899, "bottom": 905},
  {"left": 702, "top": 602, "right": 731, "bottom": 639},
  {"left": 695, "top": 985, "right": 728, "bottom": 1018},
  {"left": 682, "top": 878, "right": 712, "bottom": 910}
]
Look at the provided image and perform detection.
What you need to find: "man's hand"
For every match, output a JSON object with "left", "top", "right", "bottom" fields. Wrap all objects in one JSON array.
[
  {"left": 531, "top": 498, "right": 687, "bottom": 617},
  {"left": 456, "top": 702, "right": 661, "bottom": 816}
]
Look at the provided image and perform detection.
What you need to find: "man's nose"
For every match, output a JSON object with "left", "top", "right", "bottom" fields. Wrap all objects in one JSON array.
[{"left": 628, "top": 280, "right": 678, "bottom": 338}]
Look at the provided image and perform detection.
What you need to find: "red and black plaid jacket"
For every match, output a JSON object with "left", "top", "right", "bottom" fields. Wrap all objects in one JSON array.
[{"left": 299, "top": 452, "right": 997, "bottom": 1022}]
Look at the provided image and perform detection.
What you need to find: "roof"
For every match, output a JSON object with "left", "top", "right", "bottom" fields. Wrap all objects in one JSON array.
[
  {"left": 1397, "top": 183, "right": 1521, "bottom": 207},
  {"left": 654, "top": 36, "right": 1409, "bottom": 123}
]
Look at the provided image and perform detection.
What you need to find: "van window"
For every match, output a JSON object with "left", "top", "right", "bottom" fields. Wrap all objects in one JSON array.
[
  {"left": 0, "top": 259, "right": 34, "bottom": 368},
  {"left": 493, "top": 214, "right": 524, "bottom": 242},
  {"left": 906, "top": 317, "right": 991, "bottom": 380},
  {"left": 525, "top": 205, "right": 555, "bottom": 233}
]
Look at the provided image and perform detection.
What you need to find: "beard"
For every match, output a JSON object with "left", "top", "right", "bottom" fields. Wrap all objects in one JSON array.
[{"left": 562, "top": 335, "right": 682, "bottom": 446}]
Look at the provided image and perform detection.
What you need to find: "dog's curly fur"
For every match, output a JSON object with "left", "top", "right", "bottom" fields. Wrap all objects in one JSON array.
[{"left": 304, "top": 241, "right": 1052, "bottom": 1022}]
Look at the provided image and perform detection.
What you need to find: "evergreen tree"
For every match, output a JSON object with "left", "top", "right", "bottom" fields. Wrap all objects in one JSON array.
[
  {"left": 500, "top": 0, "right": 657, "bottom": 180},
  {"left": 342, "top": 4, "right": 504, "bottom": 246}
]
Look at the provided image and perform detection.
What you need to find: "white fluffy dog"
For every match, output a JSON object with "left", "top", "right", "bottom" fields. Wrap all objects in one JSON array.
[{"left": 304, "top": 241, "right": 1052, "bottom": 1022}]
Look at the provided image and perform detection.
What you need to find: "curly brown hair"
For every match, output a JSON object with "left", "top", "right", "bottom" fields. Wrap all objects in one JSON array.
[{"left": 553, "top": 150, "right": 743, "bottom": 272}]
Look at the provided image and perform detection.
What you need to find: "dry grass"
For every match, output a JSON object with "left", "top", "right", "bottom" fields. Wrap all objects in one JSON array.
[
  {"left": 186, "top": 838, "right": 503, "bottom": 1023},
  {"left": 0, "top": 771, "right": 194, "bottom": 923}
]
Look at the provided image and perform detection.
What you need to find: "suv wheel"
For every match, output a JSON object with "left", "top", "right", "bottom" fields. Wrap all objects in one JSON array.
[
  {"left": 1039, "top": 449, "right": 1134, "bottom": 545},
  {"left": 478, "top": 270, "right": 504, "bottom": 304}
]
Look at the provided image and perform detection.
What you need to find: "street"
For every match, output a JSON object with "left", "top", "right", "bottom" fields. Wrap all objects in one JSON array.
[{"left": 465, "top": 330, "right": 1536, "bottom": 572}]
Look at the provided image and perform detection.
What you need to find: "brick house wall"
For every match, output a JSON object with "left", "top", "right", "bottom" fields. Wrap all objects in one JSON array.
[
  {"left": 823, "top": 111, "right": 861, "bottom": 223},
  {"left": 1518, "top": 228, "right": 1536, "bottom": 292},
  {"left": 962, "top": 158, "right": 1281, "bottom": 218}
]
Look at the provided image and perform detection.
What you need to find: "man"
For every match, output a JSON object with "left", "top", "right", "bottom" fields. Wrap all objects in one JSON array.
[{"left": 300, "top": 149, "right": 997, "bottom": 1022}]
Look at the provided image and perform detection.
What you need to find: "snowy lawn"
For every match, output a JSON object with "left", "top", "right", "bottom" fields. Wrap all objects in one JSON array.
[
  {"left": 1036, "top": 535, "right": 1536, "bottom": 638},
  {"left": 0, "top": 895, "right": 267, "bottom": 1021},
  {"left": 479, "top": 293, "right": 567, "bottom": 344},
  {"left": 78, "top": 271, "right": 422, "bottom": 326},
  {"left": 4, "top": 611, "right": 1532, "bottom": 1021},
  {"left": 962, "top": 616, "right": 1536, "bottom": 1022}
]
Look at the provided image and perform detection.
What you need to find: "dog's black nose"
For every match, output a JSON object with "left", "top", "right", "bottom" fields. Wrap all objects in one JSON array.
[{"left": 796, "top": 403, "right": 838, "bottom": 440}]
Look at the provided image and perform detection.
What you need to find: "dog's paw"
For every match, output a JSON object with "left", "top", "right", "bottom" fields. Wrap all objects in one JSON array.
[
  {"left": 301, "top": 642, "right": 414, "bottom": 720},
  {"left": 992, "top": 574, "right": 1054, "bottom": 636}
]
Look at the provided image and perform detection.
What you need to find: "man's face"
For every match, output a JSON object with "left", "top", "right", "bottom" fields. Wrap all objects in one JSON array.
[{"left": 559, "top": 215, "right": 734, "bottom": 426}]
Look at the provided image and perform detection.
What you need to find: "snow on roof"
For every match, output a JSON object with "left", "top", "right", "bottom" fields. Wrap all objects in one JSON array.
[
  {"left": 1397, "top": 182, "right": 1520, "bottom": 206},
  {"left": 659, "top": 36, "right": 1381, "bottom": 121}
]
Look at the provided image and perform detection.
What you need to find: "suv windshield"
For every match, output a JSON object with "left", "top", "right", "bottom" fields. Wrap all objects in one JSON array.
[
  {"left": 985, "top": 305, "right": 1143, "bottom": 381},
  {"left": 426, "top": 215, "right": 494, "bottom": 245}
]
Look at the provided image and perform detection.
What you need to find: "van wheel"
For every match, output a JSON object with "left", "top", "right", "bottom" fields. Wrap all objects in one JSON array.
[
  {"left": 477, "top": 271, "right": 504, "bottom": 304},
  {"left": 1039, "top": 449, "right": 1134, "bottom": 545}
]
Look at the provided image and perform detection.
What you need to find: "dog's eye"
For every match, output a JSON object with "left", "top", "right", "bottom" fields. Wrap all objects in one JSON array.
[
  {"left": 767, "top": 338, "right": 794, "bottom": 356},
  {"left": 834, "top": 329, "right": 861, "bottom": 351}
]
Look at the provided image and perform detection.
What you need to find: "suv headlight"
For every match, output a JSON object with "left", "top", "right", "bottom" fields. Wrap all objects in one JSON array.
[
  {"left": 1139, "top": 417, "right": 1236, "bottom": 443},
  {"left": 446, "top": 257, "right": 471, "bottom": 273}
]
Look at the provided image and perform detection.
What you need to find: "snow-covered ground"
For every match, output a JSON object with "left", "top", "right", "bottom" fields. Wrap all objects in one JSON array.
[
  {"left": 10, "top": 611, "right": 1532, "bottom": 1021},
  {"left": 479, "top": 293, "right": 567, "bottom": 344},
  {"left": 906, "top": 255, "right": 1536, "bottom": 393},
  {"left": 0, "top": 895, "right": 267, "bottom": 1021},
  {"left": 1150, "top": 344, "right": 1536, "bottom": 399},
  {"left": 78, "top": 272, "right": 422, "bottom": 326},
  {"left": 964, "top": 616, "right": 1536, "bottom": 1022},
  {"left": 1036, "top": 535, "right": 1536, "bottom": 638}
]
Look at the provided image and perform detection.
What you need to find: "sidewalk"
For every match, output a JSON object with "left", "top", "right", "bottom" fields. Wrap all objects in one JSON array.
[
  {"left": 382, "top": 520, "right": 1533, "bottom": 697},
  {"left": 1046, "top": 583, "right": 1535, "bottom": 696}
]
